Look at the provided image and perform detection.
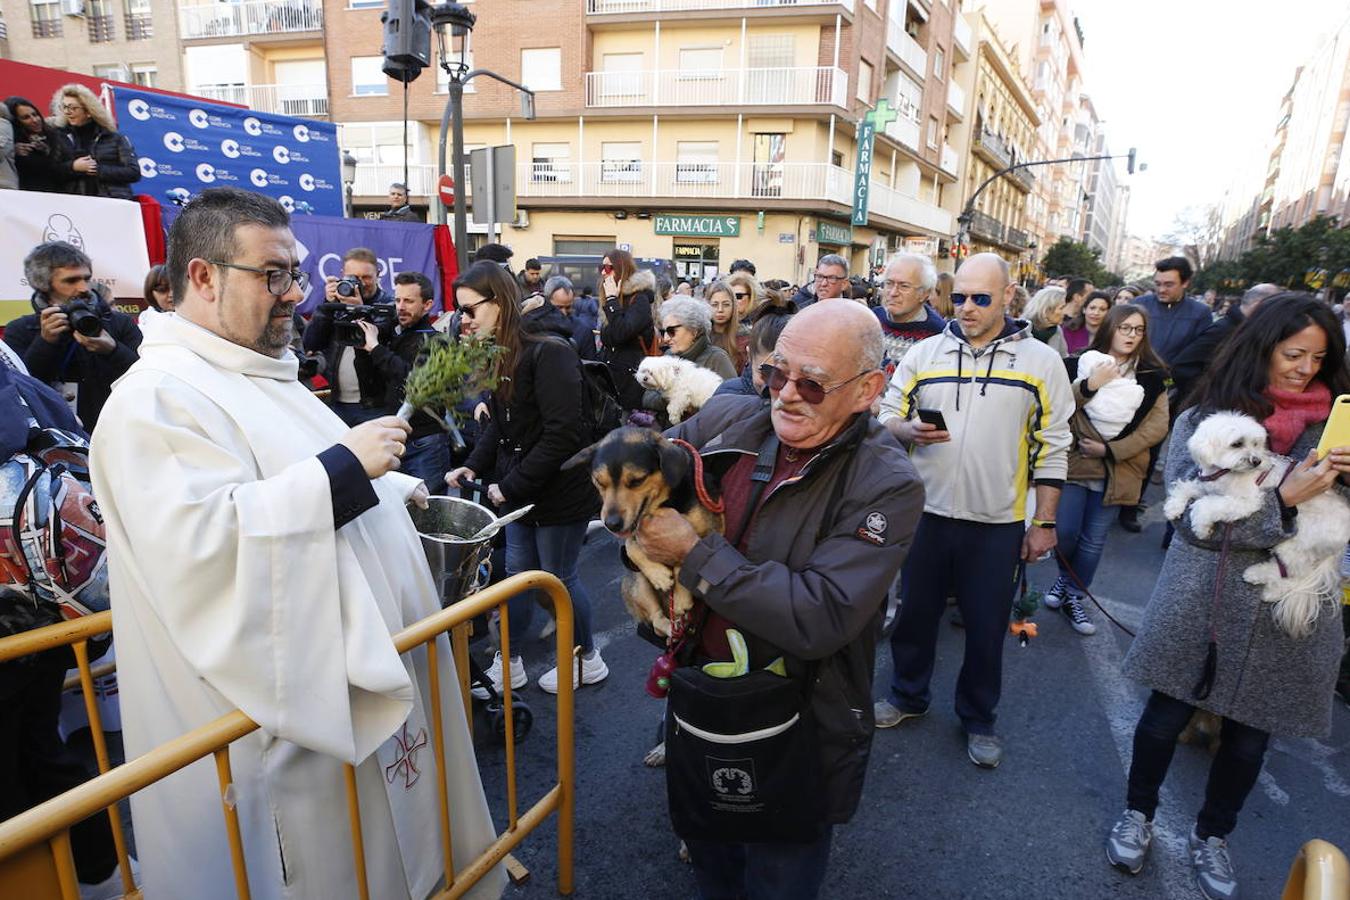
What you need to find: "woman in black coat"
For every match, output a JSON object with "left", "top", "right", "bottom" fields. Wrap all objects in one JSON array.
[
  {"left": 445, "top": 261, "right": 608, "bottom": 698},
  {"left": 5, "top": 96, "right": 70, "bottom": 193},
  {"left": 598, "top": 248, "right": 656, "bottom": 410},
  {"left": 49, "top": 84, "right": 140, "bottom": 200}
]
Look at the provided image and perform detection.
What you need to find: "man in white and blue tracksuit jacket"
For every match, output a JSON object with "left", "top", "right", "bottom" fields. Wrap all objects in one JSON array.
[{"left": 873, "top": 253, "right": 1073, "bottom": 769}]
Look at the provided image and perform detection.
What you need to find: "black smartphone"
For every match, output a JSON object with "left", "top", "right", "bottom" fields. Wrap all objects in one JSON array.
[{"left": 916, "top": 408, "right": 948, "bottom": 431}]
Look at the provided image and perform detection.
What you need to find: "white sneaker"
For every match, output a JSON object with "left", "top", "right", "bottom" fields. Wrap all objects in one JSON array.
[
  {"left": 1043, "top": 577, "right": 1068, "bottom": 610},
  {"left": 80, "top": 857, "right": 139, "bottom": 900},
  {"left": 471, "top": 651, "right": 526, "bottom": 700},
  {"left": 539, "top": 649, "right": 610, "bottom": 695}
]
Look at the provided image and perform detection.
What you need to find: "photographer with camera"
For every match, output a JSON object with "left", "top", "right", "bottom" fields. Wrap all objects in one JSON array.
[
  {"left": 356, "top": 271, "right": 449, "bottom": 489},
  {"left": 4, "top": 241, "right": 142, "bottom": 430},
  {"left": 302, "top": 246, "right": 392, "bottom": 426}
]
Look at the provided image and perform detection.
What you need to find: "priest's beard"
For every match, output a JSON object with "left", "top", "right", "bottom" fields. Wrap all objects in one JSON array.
[{"left": 219, "top": 291, "right": 294, "bottom": 357}]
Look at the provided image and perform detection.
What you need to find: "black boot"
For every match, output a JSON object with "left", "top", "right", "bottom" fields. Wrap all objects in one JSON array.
[{"left": 1118, "top": 505, "right": 1142, "bottom": 533}]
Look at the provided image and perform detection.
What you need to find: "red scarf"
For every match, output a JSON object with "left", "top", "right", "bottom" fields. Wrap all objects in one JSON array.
[{"left": 1263, "top": 382, "right": 1332, "bottom": 454}]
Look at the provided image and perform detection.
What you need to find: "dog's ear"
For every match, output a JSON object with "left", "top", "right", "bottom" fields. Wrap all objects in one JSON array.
[
  {"left": 562, "top": 442, "right": 598, "bottom": 471},
  {"left": 657, "top": 437, "right": 691, "bottom": 487}
]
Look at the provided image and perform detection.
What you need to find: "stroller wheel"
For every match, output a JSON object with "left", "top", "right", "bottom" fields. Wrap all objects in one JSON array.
[{"left": 486, "top": 699, "right": 533, "bottom": 744}]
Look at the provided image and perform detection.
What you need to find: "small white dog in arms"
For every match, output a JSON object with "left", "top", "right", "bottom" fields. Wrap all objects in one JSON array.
[
  {"left": 636, "top": 356, "right": 724, "bottom": 424},
  {"left": 1164, "top": 410, "right": 1350, "bottom": 637}
]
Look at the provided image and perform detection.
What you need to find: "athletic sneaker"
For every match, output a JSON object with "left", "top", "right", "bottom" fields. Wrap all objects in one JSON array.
[
  {"left": 873, "top": 698, "right": 928, "bottom": 729},
  {"left": 1189, "top": 828, "right": 1240, "bottom": 900},
  {"left": 471, "top": 651, "right": 527, "bottom": 700},
  {"left": 1105, "top": 809, "right": 1153, "bottom": 875},
  {"left": 539, "top": 649, "right": 610, "bottom": 695},
  {"left": 1062, "top": 595, "right": 1098, "bottom": 635},
  {"left": 1043, "top": 576, "right": 1068, "bottom": 610}
]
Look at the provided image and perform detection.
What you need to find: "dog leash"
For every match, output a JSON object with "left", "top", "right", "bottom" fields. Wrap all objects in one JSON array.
[
  {"left": 669, "top": 437, "right": 725, "bottom": 514},
  {"left": 1052, "top": 549, "right": 1137, "bottom": 638}
]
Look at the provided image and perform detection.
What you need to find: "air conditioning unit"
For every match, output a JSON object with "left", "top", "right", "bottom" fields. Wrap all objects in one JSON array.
[
  {"left": 61, "top": 0, "right": 85, "bottom": 17},
  {"left": 511, "top": 210, "right": 529, "bottom": 229}
]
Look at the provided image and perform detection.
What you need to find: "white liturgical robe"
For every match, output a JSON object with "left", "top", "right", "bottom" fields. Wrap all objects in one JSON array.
[{"left": 90, "top": 313, "right": 503, "bottom": 899}]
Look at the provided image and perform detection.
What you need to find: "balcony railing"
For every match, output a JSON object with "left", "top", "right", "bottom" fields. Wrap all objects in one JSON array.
[
  {"left": 1010, "top": 167, "right": 1035, "bottom": 192},
  {"left": 195, "top": 83, "right": 329, "bottom": 118},
  {"left": 352, "top": 159, "right": 949, "bottom": 233},
  {"left": 945, "top": 80, "right": 965, "bottom": 119},
  {"left": 588, "top": 0, "right": 851, "bottom": 12},
  {"left": 178, "top": 0, "right": 322, "bottom": 39},
  {"left": 584, "top": 66, "right": 847, "bottom": 109},
  {"left": 973, "top": 127, "right": 1011, "bottom": 169},
  {"left": 953, "top": 14, "right": 972, "bottom": 59},
  {"left": 124, "top": 10, "right": 153, "bottom": 39},
  {"left": 88, "top": 14, "right": 115, "bottom": 42},
  {"left": 1006, "top": 226, "right": 1030, "bottom": 250},
  {"left": 940, "top": 143, "right": 958, "bottom": 176},
  {"left": 884, "top": 114, "right": 922, "bottom": 152},
  {"left": 887, "top": 18, "right": 927, "bottom": 79},
  {"left": 32, "top": 16, "right": 62, "bottom": 37}
]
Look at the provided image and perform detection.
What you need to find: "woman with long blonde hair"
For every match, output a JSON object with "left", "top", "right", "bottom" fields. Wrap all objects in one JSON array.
[{"left": 49, "top": 83, "right": 140, "bottom": 199}]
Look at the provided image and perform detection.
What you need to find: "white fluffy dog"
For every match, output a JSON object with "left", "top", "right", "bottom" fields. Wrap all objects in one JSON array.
[
  {"left": 637, "top": 356, "right": 724, "bottom": 424},
  {"left": 1164, "top": 410, "right": 1350, "bottom": 637}
]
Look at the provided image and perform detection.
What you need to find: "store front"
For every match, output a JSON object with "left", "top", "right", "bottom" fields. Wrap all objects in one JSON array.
[
  {"left": 655, "top": 213, "right": 740, "bottom": 284},
  {"left": 672, "top": 242, "right": 720, "bottom": 283}
]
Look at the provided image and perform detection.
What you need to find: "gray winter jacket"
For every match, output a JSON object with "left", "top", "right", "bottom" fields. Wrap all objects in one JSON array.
[
  {"left": 668, "top": 394, "right": 924, "bottom": 823},
  {"left": 1122, "top": 408, "right": 1349, "bottom": 738}
]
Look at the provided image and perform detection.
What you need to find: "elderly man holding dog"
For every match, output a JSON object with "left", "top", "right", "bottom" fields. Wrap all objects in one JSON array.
[{"left": 635, "top": 301, "right": 923, "bottom": 899}]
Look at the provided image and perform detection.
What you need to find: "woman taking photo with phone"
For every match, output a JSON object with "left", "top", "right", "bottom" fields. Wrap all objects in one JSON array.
[
  {"left": 446, "top": 261, "right": 607, "bottom": 698},
  {"left": 1046, "top": 304, "right": 1168, "bottom": 635},
  {"left": 598, "top": 249, "right": 657, "bottom": 410},
  {"left": 1104, "top": 294, "right": 1350, "bottom": 900}
]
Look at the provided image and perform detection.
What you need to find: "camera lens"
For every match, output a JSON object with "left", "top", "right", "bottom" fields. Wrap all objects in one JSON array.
[{"left": 66, "top": 302, "right": 103, "bottom": 338}]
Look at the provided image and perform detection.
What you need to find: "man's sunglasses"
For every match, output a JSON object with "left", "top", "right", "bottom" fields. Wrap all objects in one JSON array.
[
  {"left": 759, "top": 363, "right": 868, "bottom": 405},
  {"left": 459, "top": 297, "right": 493, "bottom": 319},
  {"left": 951, "top": 292, "right": 995, "bottom": 308},
  {"left": 209, "top": 261, "right": 308, "bottom": 296}
]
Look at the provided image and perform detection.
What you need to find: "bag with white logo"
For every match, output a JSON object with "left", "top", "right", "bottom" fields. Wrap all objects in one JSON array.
[{"left": 664, "top": 665, "right": 822, "bottom": 843}]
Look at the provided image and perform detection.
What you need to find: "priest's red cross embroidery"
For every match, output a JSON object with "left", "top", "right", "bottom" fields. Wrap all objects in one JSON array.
[{"left": 384, "top": 724, "right": 429, "bottom": 791}]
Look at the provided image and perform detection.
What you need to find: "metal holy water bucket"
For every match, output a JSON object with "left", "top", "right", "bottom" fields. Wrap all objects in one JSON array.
[{"left": 410, "top": 496, "right": 497, "bottom": 607}]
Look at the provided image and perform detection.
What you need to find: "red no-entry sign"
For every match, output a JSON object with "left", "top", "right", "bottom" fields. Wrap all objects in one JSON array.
[{"left": 438, "top": 174, "right": 455, "bottom": 207}]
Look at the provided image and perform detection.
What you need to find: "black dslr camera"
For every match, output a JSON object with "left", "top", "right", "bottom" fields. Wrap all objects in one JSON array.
[
  {"left": 64, "top": 299, "right": 105, "bottom": 337},
  {"left": 318, "top": 302, "right": 397, "bottom": 347},
  {"left": 334, "top": 276, "right": 364, "bottom": 300}
]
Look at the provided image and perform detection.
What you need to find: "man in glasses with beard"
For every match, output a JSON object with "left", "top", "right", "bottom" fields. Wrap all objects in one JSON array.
[
  {"left": 634, "top": 300, "right": 923, "bottom": 898},
  {"left": 89, "top": 187, "right": 504, "bottom": 900},
  {"left": 874, "top": 252, "right": 1073, "bottom": 769}
]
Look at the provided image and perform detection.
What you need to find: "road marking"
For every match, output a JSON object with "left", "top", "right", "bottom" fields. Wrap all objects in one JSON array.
[
  {"left": 1076, "top": 602, "right": 1195, "bottom": 900},
  {"left": 1274, "top": 738, "right": 1350, "bottom": 798}
]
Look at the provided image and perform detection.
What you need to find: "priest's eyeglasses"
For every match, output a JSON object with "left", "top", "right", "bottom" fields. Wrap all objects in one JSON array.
[{"left": 209, "top": 261, "right": 310, "bottom": 296}]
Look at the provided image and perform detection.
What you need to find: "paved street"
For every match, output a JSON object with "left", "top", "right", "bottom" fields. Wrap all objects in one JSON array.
[{"left": 475, "top": 498, "right": 1350, "bottom": 899}]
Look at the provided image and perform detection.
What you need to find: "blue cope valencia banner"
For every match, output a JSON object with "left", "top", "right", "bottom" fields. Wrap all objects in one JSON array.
[{"left": 113, "top": 86, "right": 343, "bottom": 217}]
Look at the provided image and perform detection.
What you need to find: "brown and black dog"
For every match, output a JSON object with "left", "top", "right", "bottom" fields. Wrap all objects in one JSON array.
[{"left": 563, "top": 427, "right": 723, "bottom": 637}]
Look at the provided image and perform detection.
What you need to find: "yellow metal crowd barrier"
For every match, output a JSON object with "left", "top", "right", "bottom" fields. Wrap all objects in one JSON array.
[
  {"left": 0, "top": 570, "right": 576, "bottom": 899},
  {"left": 1282, "top": 839, "right": 1350, "bottom": 900}
]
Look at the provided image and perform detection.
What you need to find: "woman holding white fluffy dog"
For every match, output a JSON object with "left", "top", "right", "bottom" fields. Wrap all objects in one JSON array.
[
  {"left": 639, "top": 296, "right": 738, "bottom": 425},
  {"left": 1105, "top": 295, "right": 1350, "bottom": 900},
  {"left": 1047, "top": 304, "right": 1169, "bottom": 635}
]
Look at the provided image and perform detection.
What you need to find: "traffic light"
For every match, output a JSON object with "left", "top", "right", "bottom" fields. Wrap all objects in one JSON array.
[
  {"left": 382, "top": 0, "right": 432, "bottom": 83},
  {"left": 1127, "top": 147, "right": 1137, "bottom": 175}
]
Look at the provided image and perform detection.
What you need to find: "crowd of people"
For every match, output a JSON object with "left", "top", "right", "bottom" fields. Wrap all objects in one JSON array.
[
  {"left": 1, "top": 84, "right": 141, "bottom": 197},
  {"left": 1, "top": 182, "right": 1349, "bottom": 900}
]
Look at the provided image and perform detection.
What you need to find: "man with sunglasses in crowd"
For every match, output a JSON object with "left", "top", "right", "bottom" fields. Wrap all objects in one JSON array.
[
  {"left": 874, "top": 252, "right": 1073, "bottom": 769},
  {"left": 635, "top": 300, "right": 923, "bottom": 898},
  {"left": 303, "top": 246, "right": 393, "bottom": 426},
  {"left": 88, "top": 187, "right": 504, "bottom": 899},
  {"left": 791, "top": 253, "right": 850, "bottom": 309},
  {"left": 5, "top": 241, "right": 142, "bottom": 431}
]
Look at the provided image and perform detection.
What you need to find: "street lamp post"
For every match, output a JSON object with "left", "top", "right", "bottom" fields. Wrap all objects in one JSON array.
[
  {"left": 429, "top": 3, "right": 535, "bottom": 272},
  {"left": 341, "top": 150, "right": 358, "bottom": 218}
]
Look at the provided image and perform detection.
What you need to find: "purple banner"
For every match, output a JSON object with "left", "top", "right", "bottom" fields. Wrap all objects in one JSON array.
[{"left": 162, "top": 208, "right": 441, "bottom": 314}]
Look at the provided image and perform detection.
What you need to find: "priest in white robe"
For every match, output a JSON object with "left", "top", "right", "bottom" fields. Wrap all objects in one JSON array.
[{"left": 90, "top": 187, "right": 503, "bottom": 900}]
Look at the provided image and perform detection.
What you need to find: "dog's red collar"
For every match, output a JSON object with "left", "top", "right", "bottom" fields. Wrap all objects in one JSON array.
[
  {"left": 669, "top": 438, "right": 725, "bottom": 514},
  {"left": 1196, "top": 468, "right": 1231, "bottom": 482}
]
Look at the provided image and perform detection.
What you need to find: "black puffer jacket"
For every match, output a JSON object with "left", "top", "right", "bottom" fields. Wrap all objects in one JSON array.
[
  {"left": 464, "top": 317, "right": 599, "bottom": 527},
  {"left": 56, "top": 122, "right": 140, "bottom": 200},
  {"left": 600, "top": 269, "right": 656, "bottom": 409}
]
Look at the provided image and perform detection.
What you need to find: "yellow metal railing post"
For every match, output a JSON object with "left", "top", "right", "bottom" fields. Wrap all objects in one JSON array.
[{"left": 212, "top": 748, "right": 252, "bottom": 900}]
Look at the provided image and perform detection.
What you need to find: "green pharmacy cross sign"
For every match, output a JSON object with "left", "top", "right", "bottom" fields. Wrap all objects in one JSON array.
[{"left": 852, "top": 99, "right": 899, "bottom": 227}]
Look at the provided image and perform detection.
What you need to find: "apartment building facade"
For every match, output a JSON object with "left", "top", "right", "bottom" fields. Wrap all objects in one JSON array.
[
  {"left": 947, "top": 9, "right": 1036, "bottom": 271},
  {"left": 0, "top": 0, "right": 184, "bottom": 91}
]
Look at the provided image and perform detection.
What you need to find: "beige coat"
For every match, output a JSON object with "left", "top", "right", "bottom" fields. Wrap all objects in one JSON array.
[{"left": 1064, "top": 361, "right": 1169, "bottom": 507}]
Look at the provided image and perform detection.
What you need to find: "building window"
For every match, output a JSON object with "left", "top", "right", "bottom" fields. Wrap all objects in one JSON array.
[
  {"left": 601, "top": 141, "right": 642, "bottom": 183},
  {"left": 676, "top": 140, "right": 718, "bottom": 184},
  {"left": 93, "top": 63, "right": 125, "bottom": 80},
  {"left": 933, "top": 47, "right": 945, "bottom": 81},
  {"left": 599, "top": 52, "right": 643, "bottom": 99},
  {"left": 131, "top": 65, "right": 158, "bottom": 87},
  {"left": 831, "top": 150, "right": 844, "bottom": 168},
  {"left": 927, "top": 116, "right": 939, "bottom": 149},
  {"left": 125, "top": 0, "right": 152, "bottom": 39},
  {"left": 30, "top": 0, "right": 61, "bottom": 37},
  {"left": 531, "top": 142, "right": 571, "bottom": 182},
  {"left": 351, "top": 57, "right": 389, "bottom": 96},
  {"left": 554, "top": 238, "right": 615, "bottom": 256},
  {"left": 521, "top": 47, "right": 562, "bottom": 92},
  {"left": 857, "top": 59, "right": 873, "bottom": 103},
  {"left": 348, "top": 0, "right": 383, "bottom": 7},
  {"left": 88, "top": 0, "right": 115, "bottom": 42},
  {"left": 678, "top": 46, "right": 723, "bottom": 73}
]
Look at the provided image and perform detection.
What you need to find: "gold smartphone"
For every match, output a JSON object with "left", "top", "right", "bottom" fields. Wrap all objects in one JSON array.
[{"left": 1315, "top": 393, "right": 1350, "bottom": 459}]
